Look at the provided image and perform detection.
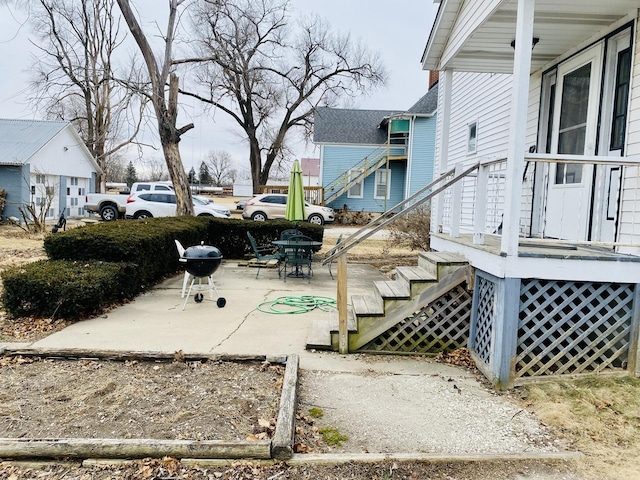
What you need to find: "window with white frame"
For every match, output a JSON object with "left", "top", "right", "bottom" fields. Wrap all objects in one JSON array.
[
  {"left": 347, "top": 168, "right": 364, "bottom": 198},
  {"left": 70, "top": 197, "right": 78, "bottom": 206},
  {"left": 467, "top": 121, "right": 478, "bottom": 154},
  {"left": 70, "top": 177, "right": 78, "bottom": 186},
  {"left": 374, "top": 169, "right": 391, "bottom": 199},
  {"left": 36, "top": 174, "right": 45, "bottom": 184}
]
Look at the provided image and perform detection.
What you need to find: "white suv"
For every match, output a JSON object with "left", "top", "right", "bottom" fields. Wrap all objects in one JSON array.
[
  {"left": 242, "top": 194, "right": 334, "bottom": 225},
  {"left": 125, "top": 192, "right": 231, "bottom": 219}
]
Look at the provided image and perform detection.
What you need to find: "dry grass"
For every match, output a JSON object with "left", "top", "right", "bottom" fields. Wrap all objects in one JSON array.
[{"left": 517, "top": 376, "right": 640, "bottom": 480}]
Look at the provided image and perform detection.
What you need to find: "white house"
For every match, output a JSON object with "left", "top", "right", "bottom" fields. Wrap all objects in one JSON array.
[
  {"left": 0, "top": 119, "right": 101, "bottom": 221},
  {"left": 421, "top": 0, "right": 640, "bottom": 387}
]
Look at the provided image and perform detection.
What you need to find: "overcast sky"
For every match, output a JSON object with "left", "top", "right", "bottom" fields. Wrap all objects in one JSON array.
[{"left": 0, "top": 1, "right": 439, "bottom": 175}]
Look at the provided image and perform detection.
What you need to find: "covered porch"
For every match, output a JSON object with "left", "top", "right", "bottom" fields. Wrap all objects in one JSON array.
[{"left": 421, "top": 0, "right": 640, "bottom": 388}]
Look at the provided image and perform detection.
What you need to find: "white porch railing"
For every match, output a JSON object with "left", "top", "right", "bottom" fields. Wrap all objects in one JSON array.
[{"left": 437, "top": 154, "right": 640, "bottom": 250}]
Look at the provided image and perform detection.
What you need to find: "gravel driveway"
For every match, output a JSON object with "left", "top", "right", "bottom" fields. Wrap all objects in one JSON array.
[{"left": 298, "top": 355, "right": 564, "bottom": 455}]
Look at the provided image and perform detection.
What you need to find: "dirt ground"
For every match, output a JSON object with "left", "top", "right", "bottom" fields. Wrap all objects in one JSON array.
[
  {"left": 0, "top": 218, "right": 639, "bottom": 479},
  {"left": 0, "top": 355, "right": 284, "bottom": 442}
]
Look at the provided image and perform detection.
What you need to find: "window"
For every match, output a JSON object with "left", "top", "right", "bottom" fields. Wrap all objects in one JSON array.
[
  {"left": 69, "top": 177, "right": 78, "bottom": 186},
  {"left": 79, "top": 187, "right": 85, "bottom": 196},
  {"left": 67, "top": 188, "right": 71, "bottom": 196},
  {"left": 467, "top": 121, "right": 478, "bottom": 153},
  {"left": 374, "top": 169, "right": 391, "bottom": 199},
  {"left": 156, "top": 184, "right": 171, "bottom": 191},
  {"left": 610, "top": 48, "right": 631, "bottom": 151},
  {"left": 36, "top": 174, "right": 45, "bottom": 184},
  {"left": 70, "top": 197, "right": 78, "bottom": 206},
  {"left": 347, "top": 169, "right": 364, "bottom": 198}
]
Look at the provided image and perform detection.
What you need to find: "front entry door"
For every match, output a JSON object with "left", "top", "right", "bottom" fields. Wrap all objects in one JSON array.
[{"left": 544, "top": 43, "right": 603, "bottom": 240}]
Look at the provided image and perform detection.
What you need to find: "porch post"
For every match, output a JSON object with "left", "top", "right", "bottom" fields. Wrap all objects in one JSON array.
[
  {"left": 500, "top": 0, "right": 535, "bottom": 256},
  {"left": 434, "top": 68, "right": 453, "bottom": 234},
  {"left": 474, "top": 163, "right": 488, "bottom": 245}
]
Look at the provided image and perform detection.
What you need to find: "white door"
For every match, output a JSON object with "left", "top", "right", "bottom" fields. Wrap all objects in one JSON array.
[
  {"left": 544, "top": 43, "right": 603, "bottom": 240},
  {"left": 592, "top": 29, "right": 632, "bottom": 243}
]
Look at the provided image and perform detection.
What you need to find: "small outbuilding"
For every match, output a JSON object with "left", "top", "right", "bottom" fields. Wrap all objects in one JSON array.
[{"left": 0, "top": 119, "right": 101, "bottom": 222}]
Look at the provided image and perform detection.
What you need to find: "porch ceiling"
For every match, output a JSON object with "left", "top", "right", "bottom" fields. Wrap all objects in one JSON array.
[{"left": 422, "top": 0, "right": 638, "bottom": 74}]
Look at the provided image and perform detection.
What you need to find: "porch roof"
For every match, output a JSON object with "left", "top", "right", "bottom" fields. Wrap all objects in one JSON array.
[{"left": 422, "top": 0, "right": 637, "bottom": 74}]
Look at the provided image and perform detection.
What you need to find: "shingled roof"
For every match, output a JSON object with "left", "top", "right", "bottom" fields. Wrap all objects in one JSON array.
[
  {"left": 313, "top": 84, "right": 438, "bottom": 145},
  {"left": 407, "top": 84, "right": 438, "bottom": 114},
  {"left": 313, "top": 107, "right": 401, "bottom": 145}
]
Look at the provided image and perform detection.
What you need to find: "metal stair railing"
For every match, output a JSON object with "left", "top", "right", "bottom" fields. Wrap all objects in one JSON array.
[
  {"left": 322, "top": 162, "right": 480, "bottom": 265},
  {"left": 323, "top": 145, "right": 390, "bottom": 205}
]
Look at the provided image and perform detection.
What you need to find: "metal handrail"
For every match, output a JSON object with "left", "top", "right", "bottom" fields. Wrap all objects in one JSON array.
[
  {"left": 322, "top": 162, "right": 480, "bottom": 264},
  {"left": 323, "top": 145, "right": 390, "bottom": 201}
]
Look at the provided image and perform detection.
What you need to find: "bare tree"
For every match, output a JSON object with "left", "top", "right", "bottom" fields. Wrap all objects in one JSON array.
[
  {"left": 27, "top": 0, "right": 145, "bottom": 192},
  {"left": 143, "top": 156, "right": 169, "bottom": 181},
  {"left": 180, "top": 0, "right": 387, "bottom": 193},
  {"left": 206, "top": 150, "right": 237, "bottom": 187},
  {"left": 116, "top": 0, "right": 194, "bottom": 215},
  {"left": 102, "top": 152, "right": 127, "bottom": 183}
]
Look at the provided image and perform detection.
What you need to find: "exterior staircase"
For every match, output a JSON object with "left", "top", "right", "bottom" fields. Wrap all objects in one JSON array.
[
  {"left": 323, "top": 146, "right": 389, "bottom": 205},
  {"left": 307, "top": 252, "right": 473, "bottom": 353}
]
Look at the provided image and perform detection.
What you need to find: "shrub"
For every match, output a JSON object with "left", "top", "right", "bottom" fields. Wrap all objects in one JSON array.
[
  {"left": 206, "top": 218, "right": 324, "bottom": 259},
  {"left": 387, "top": 203, "right": 431, "bottom": 251},
  {"left": 1, "top": 260, "right": 139, "bottom": 319},
  {"left": 44, "top": 217, "right": 212, "bottom": 284}
]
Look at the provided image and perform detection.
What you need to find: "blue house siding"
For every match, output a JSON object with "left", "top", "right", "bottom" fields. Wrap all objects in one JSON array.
[
  {"left": 407, "top": 115, "right": 436, "bottom": 197},
  {"left": 0, "top": 164, "right": 31, "bottom": 220},
  {"left": 322, "top": 145, "right": 408, "bottom": 212}
]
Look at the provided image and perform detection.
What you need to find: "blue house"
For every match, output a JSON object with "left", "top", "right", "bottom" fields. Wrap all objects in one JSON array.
[{"left": 313, "top": 83, "right": 437, "bottom": 213}]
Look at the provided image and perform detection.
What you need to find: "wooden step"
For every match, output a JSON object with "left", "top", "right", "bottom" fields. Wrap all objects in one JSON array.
[
  {"left": 351, "top": 294, "right": 384, "bottom": 316},
  {"left": 328, "top": 307, "right": 358, "bottom": 332},
  {"left": 394, "top": 266, "right": 437, "bottom": 295},
  {"left": 374, "top": 280, "right": 410, "bottom": 299},
  {"left": 305, "top": 319, "right": 333, "bottom": 350},
  {"left": 418, "top": 251, "right": 467, "bottom": 277}
]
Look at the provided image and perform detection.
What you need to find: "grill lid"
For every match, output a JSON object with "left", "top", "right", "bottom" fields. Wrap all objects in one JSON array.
[{"left": 182, "top": 242, "right": 223, "bottom": 261}]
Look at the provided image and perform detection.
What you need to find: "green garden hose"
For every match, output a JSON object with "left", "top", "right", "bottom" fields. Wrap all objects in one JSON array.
[{"left": 257, "top": 295, "right": 337, "bottom": 314}]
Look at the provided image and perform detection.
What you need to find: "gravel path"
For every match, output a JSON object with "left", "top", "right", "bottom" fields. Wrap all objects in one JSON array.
[{"left": 299, "top": 368, "right": 563, "bottom": 455}]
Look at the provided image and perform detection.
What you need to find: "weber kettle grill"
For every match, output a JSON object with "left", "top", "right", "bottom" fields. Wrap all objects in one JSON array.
[{"left": 178, "top": 241, "right": 226, "bottom": 310}]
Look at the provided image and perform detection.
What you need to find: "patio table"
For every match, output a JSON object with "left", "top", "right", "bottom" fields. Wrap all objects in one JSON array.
[{"left": 272, "top": 239, "right": 322, "bottom": 281}]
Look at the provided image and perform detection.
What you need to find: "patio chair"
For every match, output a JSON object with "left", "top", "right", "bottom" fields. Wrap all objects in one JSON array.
[
  {"left": 280, "top": 228, "right": 303, "bottom": 240},
  {"left": 283, "top": 235, "right": 313, "bottom": 283},
  {"left": 247, "top": 231, "right": 281, "bottom": 278}
]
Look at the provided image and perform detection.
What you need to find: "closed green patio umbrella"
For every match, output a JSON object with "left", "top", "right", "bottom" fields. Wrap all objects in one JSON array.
[{"left": 285, "top": 159, "right": 305, "bottom": 222}]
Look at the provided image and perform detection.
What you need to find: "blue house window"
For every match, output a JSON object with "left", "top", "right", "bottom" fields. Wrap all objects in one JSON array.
[
  {"left": 374, "top": 169, "right": 391, "bottom": 199},
  {"left": 347, "top": 169, "right": 364, "bottom": 198}
]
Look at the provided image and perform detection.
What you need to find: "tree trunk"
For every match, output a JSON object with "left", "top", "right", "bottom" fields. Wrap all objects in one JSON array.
[
  {"left": 163, "top": 141, "right": 192, "bottom": 215},
  {"left": 249, "top": 139, "right": 262, "bottom": 194}
]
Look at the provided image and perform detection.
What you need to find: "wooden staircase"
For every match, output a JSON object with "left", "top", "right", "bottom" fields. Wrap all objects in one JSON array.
[
  {"left": 323, "top": 146, "right": 389, "bottom": 205},
  {"left": 306, "top": 252, "right": 472, "bottom": 353}
]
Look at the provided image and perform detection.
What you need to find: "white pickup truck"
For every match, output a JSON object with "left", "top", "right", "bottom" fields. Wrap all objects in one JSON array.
[{"left": 85, "top": 182, "right": 174, "bottom": 221}]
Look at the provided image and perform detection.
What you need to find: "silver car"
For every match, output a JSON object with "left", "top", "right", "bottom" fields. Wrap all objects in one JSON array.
[{"left": 242, "top": 194, "right": 334, "bottom": 225}]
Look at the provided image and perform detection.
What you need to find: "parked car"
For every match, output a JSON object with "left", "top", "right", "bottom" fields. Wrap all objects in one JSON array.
[
  {"left": 125, "top": 192, "right": 231, "bottom": 219},
  {"left": 235, "top": 198, "right": 251, "bottom": 210},
  {"left": 242, "top": 193, "right": 334, "bottom": 225},
  {"left": 85, "top": 182, "right": 177, "bottom": 221}
]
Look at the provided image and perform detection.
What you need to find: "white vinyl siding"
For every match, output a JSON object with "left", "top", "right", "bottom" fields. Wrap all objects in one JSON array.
[
  {"left": 617, "top": 13, "right": 640, "bottom": 254},
  {"left": 435, "top": 71, "right": 512, "bottom": 235}
]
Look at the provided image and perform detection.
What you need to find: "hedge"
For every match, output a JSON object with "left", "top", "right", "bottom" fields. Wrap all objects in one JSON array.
[
  {"left": 43, "top": 216, "right": 212, "bottom": 285},
  {"left": 1, "top": 260, "right": 139, "bottom": 320},
  {"left": 3, "top": 216, "right": 325, "bottom": 320}
]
